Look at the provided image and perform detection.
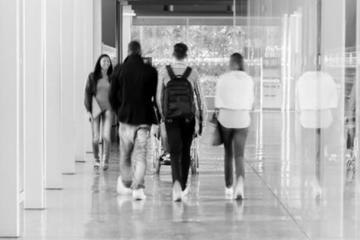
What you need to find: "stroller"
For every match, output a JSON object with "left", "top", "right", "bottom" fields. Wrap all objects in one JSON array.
[{"left": 152, "top": 122, "right": 200, "bottom": 175}]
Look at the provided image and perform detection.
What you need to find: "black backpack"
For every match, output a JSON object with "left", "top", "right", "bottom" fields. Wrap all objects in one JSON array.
[{"left": 162, "top": 65, "right": 196, "bottom": 119}]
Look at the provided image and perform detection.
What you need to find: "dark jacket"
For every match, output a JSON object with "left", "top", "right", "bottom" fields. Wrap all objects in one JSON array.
[
  {"left": 84, "top": 73, "right": 95, "bottom": 113},
  {"left": 109, "top": 54, "right": 158, "bottom": 125}
]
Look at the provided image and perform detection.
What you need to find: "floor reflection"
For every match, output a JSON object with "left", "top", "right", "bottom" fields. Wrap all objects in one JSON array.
[{"left": 17, "top": 111, "right": 359, "bottom": 240}]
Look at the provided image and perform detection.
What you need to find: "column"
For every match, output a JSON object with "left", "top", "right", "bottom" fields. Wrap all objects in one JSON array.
[
  {"left": 0, "top": 0, "right": 21, "bottom": 236},
  {"left": 24, "top": 0, "right": 45, "bottom": 208},
  {"left": 45, "top": 0, "right": 63, "bottom": 189},
  {"left": 84, "top": 0, "right": 94, "bottom": 155},
  {"left": 61, "top": 0, "right": 75, "bottom": 174},
  {"left": 93, "top": 0, "right": 102, "bottom": 64},
  {"left": 74, "top": 0, "right": 92, "bottom": 162},
  {"left": 320, "top": 0, "right": 346, "bottom": 237}
]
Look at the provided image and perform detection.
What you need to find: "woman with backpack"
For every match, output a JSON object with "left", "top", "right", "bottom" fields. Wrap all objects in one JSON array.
[
  {"left": 84, "top": 54, "right": 114, "bottom": 171},
  {"left": 157, "top": 43, "right": 206, "bottom": 202},
  {"left": 215, "top": 53, "right": 254, "bottom": 200}
]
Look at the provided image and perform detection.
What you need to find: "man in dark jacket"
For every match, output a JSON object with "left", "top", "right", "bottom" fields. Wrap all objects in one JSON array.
[{"left": 109, "top": 41, "right": 158, "bottom": 200}]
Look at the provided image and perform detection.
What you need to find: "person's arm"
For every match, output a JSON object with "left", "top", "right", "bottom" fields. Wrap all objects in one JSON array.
[
  {"left": 156, "top": 67, "right": 165, "bottom": 120},
  {"left": 192, "top": 69, "right": 207, "bottom": 134},
  {"left": 109, "top": 65, "right": 122, "bottom": 114},
  {"left": 150, "top": 67, "right": 160, "bottom": 123},
  {"left": 84, "top": 73, "right": 93, "bottom": 113}
]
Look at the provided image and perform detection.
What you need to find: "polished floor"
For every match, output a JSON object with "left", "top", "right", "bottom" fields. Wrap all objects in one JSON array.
[{"left": 14, "top": 112, "right": 360, "bottom": 239}]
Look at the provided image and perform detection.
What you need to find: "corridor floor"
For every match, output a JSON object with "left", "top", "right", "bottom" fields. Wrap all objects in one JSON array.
[{"left": 15, "top": 112, "right": 360, "bottom": 239}]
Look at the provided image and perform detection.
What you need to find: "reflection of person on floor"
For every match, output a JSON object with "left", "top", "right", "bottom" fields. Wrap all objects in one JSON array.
[
  {"left": 157, "top": 43, "right": 206, "bottom": 202},
  {"left": 295, "top": 71, "right": 338, "bottom": 198},
  {"left": 215, "top": 53, "right": 254, "bottom": 200},
  {"left": 84, "top": 54, "right": 114, "bottom": 171},
  {"left": 109, "top": 41, "right": 158, "bottom": 201}
]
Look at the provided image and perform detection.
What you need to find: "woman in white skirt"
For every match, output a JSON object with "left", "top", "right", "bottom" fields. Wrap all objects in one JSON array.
[{"left": 215, "top": 53, "right": 254, "bottom": 200}]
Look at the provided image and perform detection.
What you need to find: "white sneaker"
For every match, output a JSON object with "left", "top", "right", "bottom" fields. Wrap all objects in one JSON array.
[
  {"left": 133, "top": 188, "right": 146, "bottom": 201},
  {"left": 312, "top": 180, "right": 322, "bottom": 199},
  {"left": 94, "top": 160, "right": 100, "bottom": 169},
  {"left": 234, "top": 177, "right": 244, "bottom": 200},
  {"left": 117, "top": 176, "right": 132, "bottom": 195},
  {"left": 173, "top": 181, "right": 182, "bottom": 202},
  {"left": 225, "top": 186, "right": 234, "bottom": 199},
  {"left": 182, "top": 185, "right": 190, "bottom": 199}
]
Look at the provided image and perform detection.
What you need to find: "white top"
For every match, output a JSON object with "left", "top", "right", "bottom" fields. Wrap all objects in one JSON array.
[
  {"left": 299, "top": 110, "right": 333, "bottom": 129},
  {"left": 215, "top": 71, "right": 254, "bottom": 128},
  {"left": 215, "top": 71, "right": 254, "bottom": 110},
  {"left": 295, "top": 71, "right": 338, "bottom": 110},
  {"left": 296, "top": 71, "right": 338, "bottom": 128},
  {"left": 218, "top": 109, "right": 251, "bottom": 129}
]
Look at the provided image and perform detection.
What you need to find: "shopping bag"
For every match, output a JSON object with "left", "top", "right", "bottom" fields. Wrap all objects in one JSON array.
[{"left": 208, "top": 112, "right": 223, "bottom": 146}]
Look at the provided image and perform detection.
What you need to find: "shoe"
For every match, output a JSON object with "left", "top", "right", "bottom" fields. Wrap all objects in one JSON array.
[
  {"left": 133, "top": 188, "right": 146, "bottom": 201},
  {"left": 117, "top": 176, "right": 132, "bottom": 195},
  {"left": 182, "top": 185, "right": 190, "bottom": 199},
  {"left": 312, "top": 180, "right": 322, "bottom": 199},
  {"left": 103, "top": 162, "right": 109, "bottom": 171},
  {"left": 172, "top": 181, "right": 182, "bottom": 202},
  {"left": 225, "top": 186, "right": 234, "bottom": 199},
  {"left": 234, "top": 176, "right": 244, "bottom": 200},
  {"left": 94, "top": 160, "right": 100, "bottom": 169}
]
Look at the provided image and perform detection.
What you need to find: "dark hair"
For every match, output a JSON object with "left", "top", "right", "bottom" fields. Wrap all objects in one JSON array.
[
  {"left": 93, "top": 54, "right": 113, "bottom": 83},
  {"left": 128, "top": 40, "right": 141, "bottom": 55},
  {"left": 173, "top": 43, "right": 188, "bottom": 60},
  {"left": 230, "top": 53, "right": 244, "bottom": 71}
]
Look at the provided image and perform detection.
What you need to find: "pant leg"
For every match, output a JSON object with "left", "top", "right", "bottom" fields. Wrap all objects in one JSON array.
[
  {"left": 102, "top": 110, "right": 113, "bottom": 163},
  {"left": 91, "top": 116, "right": 101, "bottom": 161},
  {"left": 119, "top": 123, "right": 134, "bottom": 187},
  {"left": 131, "top": 126, "right": 150, "bottom": 189},
  {"left": 220, "top": 124, "right": 234, "bottom": 188},
  {"left": 165, "top": 119, "right": 183, "bottom": 185},
  {"left": 180, "top": 118, "right": 195, "bottom": 190},
  {"left": 233, "top": 128, "right": 248, "bottom": 180}
]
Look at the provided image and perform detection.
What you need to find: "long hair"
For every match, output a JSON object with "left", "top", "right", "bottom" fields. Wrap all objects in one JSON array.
[
  {"left": 93, "top": 54, "right": 113, "bottom": 83},
  {"left": 230, "top": 53, "right": 244, "bottom": 71}
]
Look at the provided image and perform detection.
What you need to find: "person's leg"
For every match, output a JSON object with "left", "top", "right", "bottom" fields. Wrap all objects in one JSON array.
[
  {"left": 165, "top": 119, "right": 183, "bottom": 201},
  {"left": 180, "top": 118, "right": 195, "bottom": 191},
  {"left": 118, "top": 123, "right": 134, "bottom": 188},
  {"left": 131, "top": 126, "right": 150, "bottom": 190},
  {"left": 233, "top": 128, "right": 248, "bottom": 180},
  {"left": 233, "top": 128, "right": 248, "bottom": 199},
  {"left": 91, "top": 116, "right": 101, "bottom": 166},
  {"left": 315, "top": 128, "right": 322, "bottom": 186},
  {"left": 220, "top": 124, "right": 234, "bottom": 188},
  {"left": 165, "top": 119, "right": 183, "bottom": 184},
  {"left": 102, "top": 110, "right": 113, "bottom": 169}
]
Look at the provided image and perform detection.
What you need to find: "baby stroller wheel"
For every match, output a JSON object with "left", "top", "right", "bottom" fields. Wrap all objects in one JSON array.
[
  {"left": 154, "top": 157, "right": 161, "bottom": 174},
  {"left": 191, "top": 152, "right": 199, "bottom": 175}
]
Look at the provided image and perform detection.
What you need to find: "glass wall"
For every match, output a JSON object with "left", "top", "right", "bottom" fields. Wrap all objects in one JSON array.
[{"left": 131, "top": 17, "right": 283, "bottom": 111}]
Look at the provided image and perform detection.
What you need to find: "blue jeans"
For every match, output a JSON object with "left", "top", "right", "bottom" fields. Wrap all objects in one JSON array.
[{"left": 119, "top": 122, "right": 150, "bottom": 189}]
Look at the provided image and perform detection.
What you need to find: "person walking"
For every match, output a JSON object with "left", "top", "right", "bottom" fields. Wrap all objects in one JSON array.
[
  {"left": 109, "top": 41, "right": 158, "bottom": 201},
  {"left": 215, "top": 53, "right": 254, "bottom": 200},
  {"left": 157, "top": 43, "right": 206, "bottom": 202},
  {"left": 84, "top": 54, "right": 114, "bottom": 171}
]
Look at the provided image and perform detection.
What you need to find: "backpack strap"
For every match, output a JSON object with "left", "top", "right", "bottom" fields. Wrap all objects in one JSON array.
[
  {"left": 166, "top": 65, "right": 176, "bottom": 80},
  {"left": 182, "top": 67, "right": 192, "bottom": 79}
]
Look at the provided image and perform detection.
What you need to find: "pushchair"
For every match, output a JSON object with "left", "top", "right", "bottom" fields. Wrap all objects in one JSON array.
[
  {"left": 151, "top": 122, "right": 200, "bottom": 175},
  {"left": 345, "top": 116, "right": 357, "bottom": 182}
]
